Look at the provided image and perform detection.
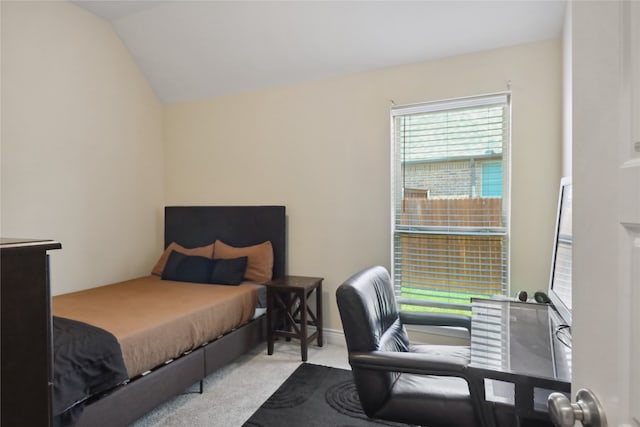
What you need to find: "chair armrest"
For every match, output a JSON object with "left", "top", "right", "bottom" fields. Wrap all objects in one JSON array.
[
  {"left": 349, "top": 351, "right": 468, "bottom": 378},
  {"left": 400, "top": 311, "right": 471, "bottom": 332},
  {"left": 349, "top": 351, "right": 487, "bottom": 426}
]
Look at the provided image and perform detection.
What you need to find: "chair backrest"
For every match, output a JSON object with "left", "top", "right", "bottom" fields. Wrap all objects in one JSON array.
[{"left": 336, "top": 266, "right": 410, "bottom": 414}]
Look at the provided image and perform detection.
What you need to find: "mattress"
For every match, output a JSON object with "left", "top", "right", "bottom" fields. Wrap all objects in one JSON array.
[{"left": 52, "top": 275, "right": 258, "bottom": 378}]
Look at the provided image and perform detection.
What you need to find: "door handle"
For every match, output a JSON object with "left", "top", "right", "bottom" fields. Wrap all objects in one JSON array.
[{"left": 548, "top": 388, "right": 607, "bottom": 427}]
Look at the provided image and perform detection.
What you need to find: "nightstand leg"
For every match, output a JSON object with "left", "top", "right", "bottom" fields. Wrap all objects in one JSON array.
[
  {"left": 316, "top": 283, "right": 323, "bottom": 347},
  {"left": 267, "top": 289, "right": 274, "bottom": 355},
  {"left": 300, "top": 289, "right": 308, "bottom": 361}
]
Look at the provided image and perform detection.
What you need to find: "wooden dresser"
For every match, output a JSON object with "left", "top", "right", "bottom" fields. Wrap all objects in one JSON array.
[{"left": 1, "top": 238, "right": 61, "bottom": 427}]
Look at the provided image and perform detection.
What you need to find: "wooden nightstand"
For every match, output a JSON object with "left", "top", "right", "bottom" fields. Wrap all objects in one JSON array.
[{"left": 265, "top": 275, "right": 323, "bottom": 361}]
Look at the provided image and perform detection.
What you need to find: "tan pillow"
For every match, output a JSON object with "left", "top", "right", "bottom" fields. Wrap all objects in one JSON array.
[
  {"left": 213, "top": 240, "right": 273, "bottom": 283},
  {"left": 151, "top": 242, "right": 215, "bottom": 276}
]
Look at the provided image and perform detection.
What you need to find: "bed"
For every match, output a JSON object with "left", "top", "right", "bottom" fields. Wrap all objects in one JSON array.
[{"left": 51, "top": 206, "right": 286, "bottom": 427}]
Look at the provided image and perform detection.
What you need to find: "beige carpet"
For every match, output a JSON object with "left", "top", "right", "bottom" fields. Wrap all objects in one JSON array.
[{"left": 129, "top": 341, "right": 350, "bottom": 427}]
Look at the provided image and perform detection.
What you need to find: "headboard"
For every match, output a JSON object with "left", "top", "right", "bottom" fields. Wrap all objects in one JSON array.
[{"left": 164, "top": 206, "right": 286, "bottom": 279}]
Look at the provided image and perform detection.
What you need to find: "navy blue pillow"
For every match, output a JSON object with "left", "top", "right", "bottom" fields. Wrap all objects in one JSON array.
[
  {"left": 161, "top": 251, "right": 213, "bottom": 284},
  {"left": 210, "top": 257, "right": 248, "bottom": 285}
]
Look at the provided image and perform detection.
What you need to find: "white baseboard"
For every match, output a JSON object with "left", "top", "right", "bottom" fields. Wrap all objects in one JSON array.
[{"left": 321, "top": 327, "right": 346, "bottom": 347}]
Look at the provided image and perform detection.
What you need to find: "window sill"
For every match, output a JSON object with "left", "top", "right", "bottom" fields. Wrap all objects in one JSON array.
[{"left": 405, "top": 324, "right": 470, "bottom": 344}]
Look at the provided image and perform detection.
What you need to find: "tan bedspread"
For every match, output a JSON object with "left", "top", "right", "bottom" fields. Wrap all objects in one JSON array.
[{"left": 52, "top": 275, "right": 257, "bottom": 378}]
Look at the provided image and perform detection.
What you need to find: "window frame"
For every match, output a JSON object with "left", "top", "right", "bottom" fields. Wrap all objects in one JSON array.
[{"left": 390, "top": 93, "right": 512, "bottom": 313}]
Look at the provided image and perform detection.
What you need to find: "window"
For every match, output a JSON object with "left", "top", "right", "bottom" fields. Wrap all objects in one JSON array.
[{"left": 391, "top": 94, "right": 510, "bottom": 314}]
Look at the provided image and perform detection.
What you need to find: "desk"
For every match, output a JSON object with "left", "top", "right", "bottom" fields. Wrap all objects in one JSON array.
[{"left": 468, "top": 299, "right": 571, "bottom": 426}]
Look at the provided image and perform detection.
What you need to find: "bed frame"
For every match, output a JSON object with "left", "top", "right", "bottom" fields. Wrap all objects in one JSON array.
[{"left": 74, "top": 206, "right": 286, "bottom": 427}]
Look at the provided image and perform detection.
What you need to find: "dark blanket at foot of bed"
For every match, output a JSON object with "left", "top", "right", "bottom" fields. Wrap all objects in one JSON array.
[{"left": 53, "top": 316, "right": 128, "bottom": 427}]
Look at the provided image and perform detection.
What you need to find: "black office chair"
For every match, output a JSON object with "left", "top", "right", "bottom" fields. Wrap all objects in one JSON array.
[{"left": 336, "top": 265, "right": 482, "bottom": 427}]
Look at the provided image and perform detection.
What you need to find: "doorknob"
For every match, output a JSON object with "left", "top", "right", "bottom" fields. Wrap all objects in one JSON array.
[{"left": 548, "top": 389, "right": 607, "bottom": 427}]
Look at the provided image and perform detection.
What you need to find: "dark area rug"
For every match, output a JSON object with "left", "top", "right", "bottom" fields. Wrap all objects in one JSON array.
[{"left": 243, "top": 363, "right": 414, "bottom": 427}]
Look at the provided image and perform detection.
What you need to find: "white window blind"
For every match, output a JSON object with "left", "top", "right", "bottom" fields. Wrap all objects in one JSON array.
[
  {"left": 391, "top": 94, "right": 510, "bottom": 313},
  {"left": 550, "top": 183, "right": 572, "bottom": 311}
]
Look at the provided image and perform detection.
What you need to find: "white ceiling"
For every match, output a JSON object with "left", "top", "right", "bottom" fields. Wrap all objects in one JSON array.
[{"left": 73, "top": 0, "right": 567, "bottom": 104}]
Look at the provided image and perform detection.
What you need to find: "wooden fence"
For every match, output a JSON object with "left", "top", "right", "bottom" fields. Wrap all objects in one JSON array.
[
  {"left": 400, "top": 197, "right": 503, "bottom": 227},
  {"left": 396, "top": 197, "right": 506, "bottom": 300}
]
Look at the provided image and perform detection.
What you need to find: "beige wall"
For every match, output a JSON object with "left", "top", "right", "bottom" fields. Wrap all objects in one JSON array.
[
  {"left": 164, "top": 39, "right": 563, "bottom": 333},
  {"left": 1, "top": 1, "right": 164, "bottom": 295},
  {"left": 562, "top": 3, "right": 573, "bottom": 177}
]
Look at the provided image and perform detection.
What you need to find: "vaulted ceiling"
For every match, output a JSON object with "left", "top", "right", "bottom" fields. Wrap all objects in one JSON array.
[{"left": 73, "top": 1, "right": 566, "bottom": 104}]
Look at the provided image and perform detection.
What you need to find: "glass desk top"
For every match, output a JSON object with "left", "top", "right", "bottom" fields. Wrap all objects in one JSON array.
[{"left": 470, "top": 298, "right": 571, "bottom": 384}]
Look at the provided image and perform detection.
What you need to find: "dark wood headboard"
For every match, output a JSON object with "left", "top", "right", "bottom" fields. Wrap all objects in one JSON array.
[{"left": 164, "top": 206, "right": 286, "bottom": 279}]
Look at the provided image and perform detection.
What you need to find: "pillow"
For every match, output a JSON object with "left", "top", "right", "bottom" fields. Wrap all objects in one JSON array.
[
  {"left": 210, "top": 257, "right": 248, "bottom": 285},
  {"left": 151, "top": 242, "right": 215, "bottom": 276},
  {"left": 161, "top": 251, "right": 213, "bottom": 284},
  {"left": 213, "top": 240, "right": 273, "bottom": 283}
]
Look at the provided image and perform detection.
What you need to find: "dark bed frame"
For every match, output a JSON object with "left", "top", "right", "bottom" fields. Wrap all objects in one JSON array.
[{"left": 74, "top": 206, "right": 286, "bottom": 427}]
